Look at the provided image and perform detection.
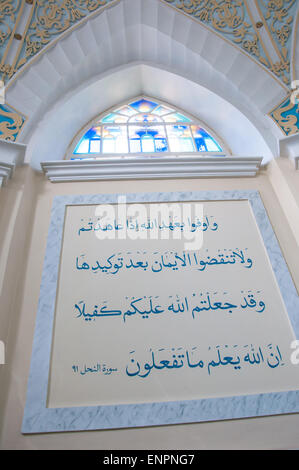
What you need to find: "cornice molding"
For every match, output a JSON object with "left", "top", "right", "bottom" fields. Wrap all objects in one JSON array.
[
  {"left": 41, "top": 156, "right": 262, "bottom": 182},
  {"left": 0, "top": 161, "right": 14, "bottom": 187},
  {"left": 0, "top": 139, "right": 25, "bottom": 186}
]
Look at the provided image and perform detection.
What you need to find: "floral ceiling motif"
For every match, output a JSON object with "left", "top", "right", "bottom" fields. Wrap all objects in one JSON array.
[
  {"left": 270, "top": 94, "right": 299, "bottom": 136},
  {"left": 165, "top": 0, "right": 297, "bottom": 86},
  {"left": 0, "top": 103, "right": 26, "bottom": 141},
  {"left": 164, "top": 0, "right": 299, "bottom": 137},
  {"left": 0, "top": 0, "right": 117, "bottom": 83},
  {"left": 0, "top": 0, "right": 297, "bottom": 141},
  {"left": 258, "top": 0, "right": 295, "bottom": 62}
]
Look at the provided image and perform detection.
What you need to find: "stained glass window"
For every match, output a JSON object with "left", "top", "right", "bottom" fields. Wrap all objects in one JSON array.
[{"left": 70, "top": 98, "right": 225, "bottom": 158}]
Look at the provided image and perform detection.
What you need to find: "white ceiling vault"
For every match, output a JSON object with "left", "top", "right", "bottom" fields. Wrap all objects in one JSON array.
[{"left": 0, "top": 0, "right": 298, "bottom": 169}]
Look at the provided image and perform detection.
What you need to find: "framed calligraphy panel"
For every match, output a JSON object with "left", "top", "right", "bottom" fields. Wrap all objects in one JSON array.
[{"left": 22, "top": 191, "right": 299, "bottom": 433}]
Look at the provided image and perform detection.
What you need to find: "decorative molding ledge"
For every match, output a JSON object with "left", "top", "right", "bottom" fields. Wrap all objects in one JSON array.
[
  {"left": 41, "top": 156, "right": 263, "bottom": 182},
  {"left": 0, "top": 162, "right": 14, "bottom": 187},
  {"left": 0, "top": 138, "right": 27, "bottom": 165},
  {"left": 294, "top": 157, "right": 299, "bottom": 169},
  {"left": 0, "top": 139, "right": 26, "bottom": 187}
]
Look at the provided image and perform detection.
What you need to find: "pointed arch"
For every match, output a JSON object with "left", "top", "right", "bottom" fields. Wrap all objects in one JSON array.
[{"left": 67, "top": 96, "right": 229, "bottom": 159}]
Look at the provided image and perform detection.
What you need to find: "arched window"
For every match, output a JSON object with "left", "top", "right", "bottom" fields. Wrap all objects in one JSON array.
[{"left": 67, "top": 97, "right": 228, "bottom": 159}]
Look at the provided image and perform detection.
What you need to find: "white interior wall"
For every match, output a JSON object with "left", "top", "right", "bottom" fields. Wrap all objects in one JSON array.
[{"left": 1, "top": 169, "right": 299, "bottom": 449}]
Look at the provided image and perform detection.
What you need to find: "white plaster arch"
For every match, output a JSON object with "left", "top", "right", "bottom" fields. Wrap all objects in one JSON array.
[
  {"left": 5, "top": 0, "right": 287, "bottom": 167},
  {"left": 25, "top": 63, "right": 275, "bottom": 170}
]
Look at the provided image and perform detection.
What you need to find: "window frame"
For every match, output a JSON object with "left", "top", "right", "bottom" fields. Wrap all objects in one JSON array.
[{"left": 65, "top": 96, "right": 231, "bottom": 160}]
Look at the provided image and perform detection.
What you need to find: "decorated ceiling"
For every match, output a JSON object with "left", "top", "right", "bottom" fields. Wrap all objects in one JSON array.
[{"left": 0, "top": 0, "right": 298, "bottom": 142}]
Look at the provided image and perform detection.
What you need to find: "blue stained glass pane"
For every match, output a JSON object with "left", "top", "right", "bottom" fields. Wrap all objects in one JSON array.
[
  {"left": 164, "top": 112, "right": 191, "bottom": 123},
  {"left": 192, "top": 125, "right": 222, "bottom": 152},
  {"left": 113, "top": 105, "right": 137, "bottom": 117},
  {"left": 194, "top": 139, "right": 207, "bottom": 151},
  {"left": 155, "top": 138, "right": 168, "bottom": 152},
  {"left": 129, "top": 99, "right": 158, "bottom": 113},
  {"left": 191, "top": 125, "right": 207, "bottom": 151},
  {"left": 167, "top": 125, "right": 194, "bottom": 152},
  {"left": 129, "top": 113, "right": 162, "bottom": 124},
  {"left": 152, "top": 126, "right": 168, "bottom": 152},
  {"left": 129, "top": 125, "right": 168, "bottom": 153},
  {"left": 101, "top": 113, "right": 128, "bottom": 123},
  {"left": 89, "top": 139, "right": 101, "bottom": 153},
  {"left": 102, "top": 126, "right": 128, "bottom": 153},
  {"left": 85, "top": 128, "right": 99, "bottom": 139},
  {"left": 74, "top": 138, "right": 89, "bottom": 154},
  {"left": 141, "top": 134, "right": 155, "bottom": 153},
  {"left": 129, "top": 137, "right": 141, "bottom": 153},
  {"left": 205, "top": 138, "right": 222, "bottom": 152},
  {"left": 74, "top": 126, "right": 101, "bottom": 154},
  {"left": 152, "top": 105, "right": 174, "bottom": 116},
  {"left": 72, "top": 100, "right": 224, "bottom": 158}
]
